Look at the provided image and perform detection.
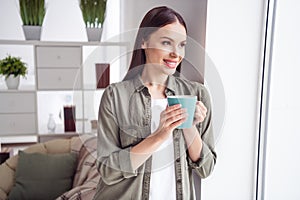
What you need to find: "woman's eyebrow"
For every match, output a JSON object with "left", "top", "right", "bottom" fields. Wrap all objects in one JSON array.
[
  {"left": 160, "top": 36, "right": 174, "bottom": 41},
  {"left": 160, "top": 36, "right": 186, "bottom": 43}
]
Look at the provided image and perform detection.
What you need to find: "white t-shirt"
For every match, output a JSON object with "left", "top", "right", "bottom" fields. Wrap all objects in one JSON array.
[{"left": 149, "top": 98, "right": 176, "bottom": 200}]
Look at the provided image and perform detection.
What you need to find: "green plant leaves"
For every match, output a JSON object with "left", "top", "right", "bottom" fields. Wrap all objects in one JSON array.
[
  {"left": 19, "top": 0, "right": 45, "bottom": 26},
  {"left": 0, "top": 55, "right": 28, "bottom": 79},
  {"left": 80, "top": 0, "right": 106, "bottom": 28}
]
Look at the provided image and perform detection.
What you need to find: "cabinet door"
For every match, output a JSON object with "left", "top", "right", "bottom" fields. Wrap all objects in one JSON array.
[
  {"left": 37, "top": 69, "right": 82, "bottom": 90},
  {"left": 0, "top": 93, "right": 36, "bottom": 113},
  {"left": 0, "top": 114, "right": 36, "bottom": 135},
  {"left": 36, "top": 46, "right": 81, "bottom": 68}
]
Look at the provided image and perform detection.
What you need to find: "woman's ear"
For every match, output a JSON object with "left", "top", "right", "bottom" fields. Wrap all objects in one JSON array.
[{"left": 141, "top": 39, "right": 147, "bottom": 49}]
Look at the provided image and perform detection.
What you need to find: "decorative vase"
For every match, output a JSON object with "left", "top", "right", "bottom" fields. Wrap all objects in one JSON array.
[
  {"left": 86, "top": 27, "right": 103, "bottom": 42},
  {"left": 22, "top": 25, "right": 42, "bottom": 40},
  {"left": 47, "top": 114, "right": 56, "bottom": 133},
  {"left": 5, "top": 75, "right": 20, "bottom": 90}
]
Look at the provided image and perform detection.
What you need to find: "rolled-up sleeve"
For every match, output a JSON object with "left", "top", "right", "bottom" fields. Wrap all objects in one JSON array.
[
  {"left": 97, "top": 86, "right": 137, "bottom": 185},
  {"left": 188, "top": 85, "right": 217, "bottom": 178}
]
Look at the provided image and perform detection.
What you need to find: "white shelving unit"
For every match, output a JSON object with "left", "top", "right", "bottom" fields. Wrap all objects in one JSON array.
[{"left": 0, "top": 40, "right": 129, "bottom": 144}]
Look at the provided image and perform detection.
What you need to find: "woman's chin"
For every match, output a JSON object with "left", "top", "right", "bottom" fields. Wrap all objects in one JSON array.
[{"left": 163, "top": 68, "right": 177, "bottom": 76}]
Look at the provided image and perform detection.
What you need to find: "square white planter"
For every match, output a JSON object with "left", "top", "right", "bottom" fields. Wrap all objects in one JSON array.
[
  {"left": 86, "top": 28, "right": 103, "bottom": 42},
  {"left": 22, "top": 25, "right": 42, "bottom": 40}
]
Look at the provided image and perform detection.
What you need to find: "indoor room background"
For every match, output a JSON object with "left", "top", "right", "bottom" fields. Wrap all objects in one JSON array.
[{"left": 0, "top": 0, "right": 299, "bottom": 199}]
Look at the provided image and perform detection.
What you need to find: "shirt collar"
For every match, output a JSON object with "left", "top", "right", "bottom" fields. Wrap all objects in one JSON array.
[
  {"left": 165, "top": 75, "right": 177, "bottom": 94},
  {"left": 133, "top": 74, "right": 146, "bottom": 92},
  {"left": 132, "top": 73, "right": 177, "bottom": 94}
]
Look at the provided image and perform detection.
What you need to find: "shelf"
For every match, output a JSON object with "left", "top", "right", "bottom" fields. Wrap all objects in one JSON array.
[
  {"left": 0, "top": 89, "right": 36, "bottom": 93},
  {"left": 0, "top": 40, "right": 128, "bottom": 138},
  {"left": 0, "top": 135, "right": 38, "bottom": 144},
  {"left": 0, "top": 40, "right": 130, "bottom": 47}
]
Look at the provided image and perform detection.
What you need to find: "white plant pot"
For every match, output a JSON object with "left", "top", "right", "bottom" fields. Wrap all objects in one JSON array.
[
  {"left": 86, "top": 27, "right": 103, "bottom": 42},
  {"left": 22, "top": 25, "right": 42, "bottom": 40},
  {"left": 5, "top": 75, "right": 20, "bottom": 90}
]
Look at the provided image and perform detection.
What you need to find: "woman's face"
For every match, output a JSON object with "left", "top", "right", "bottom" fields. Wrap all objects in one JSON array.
[{"left": 141, "top": 21, "right": 187, "bottom": 75}]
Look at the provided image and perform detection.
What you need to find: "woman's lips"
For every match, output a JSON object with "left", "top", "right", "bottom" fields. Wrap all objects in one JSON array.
[{"left": 163, "top": 59, "right": 178, "bottom": 69}]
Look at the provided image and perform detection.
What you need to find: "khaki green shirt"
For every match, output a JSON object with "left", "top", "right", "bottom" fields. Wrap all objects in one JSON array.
[{"left": 94, "top": 74, "right": 216, "bottom": 200}]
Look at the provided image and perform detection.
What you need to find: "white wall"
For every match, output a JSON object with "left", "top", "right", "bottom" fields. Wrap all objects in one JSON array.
[
  {"left": 203, "top": 0, "right": 265, "bottom": 199},
  {"left": 0, "top": 0, "right": 120, "bottom": 41},
  {"left": 264, "top": 0, "right": 300, "bottom": 199},
  {"left": 0, "top": 0, "right": 24, "bottom": 39}
]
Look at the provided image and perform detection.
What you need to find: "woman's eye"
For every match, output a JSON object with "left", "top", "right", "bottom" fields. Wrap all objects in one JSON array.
[
  {"left": 162, "top": 41, "right": 171, "bottom": 45},
  {"left": 179, "top": 42, "right": 186, "bottom": 48}
]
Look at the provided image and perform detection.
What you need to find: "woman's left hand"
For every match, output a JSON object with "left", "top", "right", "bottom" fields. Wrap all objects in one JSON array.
[{"left": 193, "top": 101, "right": 207, "bottom": 125}]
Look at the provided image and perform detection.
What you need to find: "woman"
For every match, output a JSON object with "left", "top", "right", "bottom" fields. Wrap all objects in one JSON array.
[{"left": 94, "top": 6, "right": 216, "bottom": 200}]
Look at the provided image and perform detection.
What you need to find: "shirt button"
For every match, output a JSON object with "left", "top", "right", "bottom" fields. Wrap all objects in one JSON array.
[
  {"left": 176, "top": 158, "right": 180, "bottom": 162},
  {"left": 177, "top": 179, "right": 182, "bottom": 184}
]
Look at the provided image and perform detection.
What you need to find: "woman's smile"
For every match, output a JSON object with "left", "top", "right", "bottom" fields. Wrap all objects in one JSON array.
[{"left": 163, "top": 59, "right": 178, "bottom": 69}]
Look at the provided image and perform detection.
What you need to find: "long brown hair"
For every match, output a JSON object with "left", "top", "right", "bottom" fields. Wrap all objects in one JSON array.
[{"left": 123, "top": 6, "right": 187, "bottom": 81}]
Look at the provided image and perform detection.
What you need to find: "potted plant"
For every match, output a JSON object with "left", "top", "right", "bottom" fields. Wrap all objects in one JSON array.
[
  {"left": 0, "top": 55, "right": 28, "bottom": 90},
  {"left": 80, "top": 0, "right": 107, "bottom": 41},
  {"left": 20, "top": 0, "right": 46, "bottom": 40}
]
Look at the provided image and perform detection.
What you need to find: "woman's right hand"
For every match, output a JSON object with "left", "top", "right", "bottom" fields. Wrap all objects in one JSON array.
[
  {"left": 130, "top": 104, "right": 186, "bottom": 170},
  {"left": 153, "top": 104, "right": 187, "bottom": 141}
]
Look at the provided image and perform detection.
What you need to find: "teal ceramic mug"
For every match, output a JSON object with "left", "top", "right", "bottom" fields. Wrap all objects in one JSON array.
[{"left": 167, "top": 95, "right": 197, "bottom": 129}]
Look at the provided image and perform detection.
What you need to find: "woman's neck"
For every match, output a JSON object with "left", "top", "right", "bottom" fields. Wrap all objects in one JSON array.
[
  {"left": 141, "top": 66, "right": 168, "bottom": 99},
  {"left": 141, "top": 65, "right": 168, "bottom": 85},
  {"left": 145, "top": 83, "right": 167, "bottom": 99}
]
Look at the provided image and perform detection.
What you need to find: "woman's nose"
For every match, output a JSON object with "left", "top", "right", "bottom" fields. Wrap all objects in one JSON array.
[{"left": 169, "top": 49, "right": 179, "bottom": 58}]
